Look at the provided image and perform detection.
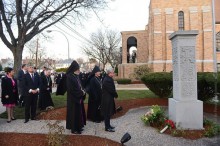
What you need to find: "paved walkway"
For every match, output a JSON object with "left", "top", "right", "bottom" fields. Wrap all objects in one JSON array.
[{"left": 115, "top": 83, "right": 149, "bottom": 90}]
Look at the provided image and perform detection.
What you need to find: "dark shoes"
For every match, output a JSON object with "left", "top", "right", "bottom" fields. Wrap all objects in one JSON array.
[
  {"left": 24, "top": 119, "right": 29, "bottom": 123},
  {"left": 7, "top": 117, "right": 16, "bottom": 123},
  {"left": 105, "top": 128, "right": 115, "bottom": 132},
  {"left": 105, "top": 125, "right": 115, "bottom": 132},
  {"left": 31, "top": 117, "right": 36, "bottom": 120},
  {"left": 72, "top": 131, "right": 81, "bottom": 134},
  {"left": 24, "top": 117, "right": 36, "bottom": 123}
]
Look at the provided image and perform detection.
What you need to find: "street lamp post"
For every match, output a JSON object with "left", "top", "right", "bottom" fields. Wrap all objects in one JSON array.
[{"left": 47, "top": 30, "right": 70, "bottom": 60}]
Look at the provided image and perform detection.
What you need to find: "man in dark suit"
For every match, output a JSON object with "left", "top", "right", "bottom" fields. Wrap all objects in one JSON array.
[
  {"left": 56, "top": 72, "right": 64, "bottom": 84},
  {"left": 17, "top": 64, "right": 28, "bottom": 107},
  {"left": 101, "top": 68, "right": 118, "bottom": 132},
  {"left": 23, "top": 65, "right": 40, "bottom": 123},
  {"left": 40, "top": 66, "right": 47, "bottom": 76}
]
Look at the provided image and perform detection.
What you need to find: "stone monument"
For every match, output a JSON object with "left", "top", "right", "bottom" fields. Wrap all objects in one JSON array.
[{"left": 169, "top": 30, "right": 203, "bottom": 129}]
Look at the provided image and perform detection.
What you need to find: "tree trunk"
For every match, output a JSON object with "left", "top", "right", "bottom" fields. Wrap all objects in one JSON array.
[
  {"left": 103, "top": 63, "right": 106, "bottom": 70},
  {"left": 12, "top": 46, "right": 24, "bottom": 78}
]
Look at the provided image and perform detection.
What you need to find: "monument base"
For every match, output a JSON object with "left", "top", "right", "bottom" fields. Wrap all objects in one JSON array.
[{"left": 169, "top": 98, "right": 203, "bottom": 129}]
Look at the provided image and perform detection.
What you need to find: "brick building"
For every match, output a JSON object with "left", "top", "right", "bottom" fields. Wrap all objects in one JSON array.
[{"left": 118, "top": 0, "right": 220, "bottom": 79}]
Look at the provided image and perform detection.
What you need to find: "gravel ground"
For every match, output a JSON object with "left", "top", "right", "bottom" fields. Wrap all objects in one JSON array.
[{"left": 0, "top": 106, "right": 220, "bottom": 146}]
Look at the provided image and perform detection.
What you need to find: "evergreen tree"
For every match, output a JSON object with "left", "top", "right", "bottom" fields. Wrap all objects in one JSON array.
[{"left": 0, "top": 63, "right": 2, "bottom": 71}]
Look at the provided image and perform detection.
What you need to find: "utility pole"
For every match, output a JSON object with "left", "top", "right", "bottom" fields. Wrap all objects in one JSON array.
[{"left": 35, "top": 38, "right": 39, "bottom": 67}]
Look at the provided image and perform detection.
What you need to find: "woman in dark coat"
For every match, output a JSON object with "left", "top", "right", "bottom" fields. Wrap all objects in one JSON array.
[
  {"left": 1, "top": 67, "right": 18, "bottom": 123},
  {"left": 87, "top": 66, "right": 103, "bottom": 122},
  {"left": 66, "top": 60, "right": 86, "bottom": 134},
  {"left": 38, "top": 69, "right": 54, "bottom": 110},
  {"left": 101, "top": 68, "right": 118, "bottom": 132}
]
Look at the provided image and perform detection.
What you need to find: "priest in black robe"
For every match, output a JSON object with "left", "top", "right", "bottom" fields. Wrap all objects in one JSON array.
[
  {"left": 38, "top": 69, "right": 54, "bottom": 110},
  {"left": 66, "top": 60, "right": 86, "bottom": 134},
  {"left": 87, "top": 65, "right": 103, "bottom": 123}
]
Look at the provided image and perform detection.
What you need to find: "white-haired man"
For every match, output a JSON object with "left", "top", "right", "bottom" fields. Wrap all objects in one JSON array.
[{"left": 101, "top": 68, "right": 118, "bottom": 132}]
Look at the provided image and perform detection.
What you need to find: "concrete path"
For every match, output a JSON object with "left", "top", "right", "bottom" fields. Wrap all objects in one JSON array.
[
  {"left": 0, "top": 103, "right": 5, "bottom": 115},
  {"left": 115, "top": 84, "right": 149, "bottom": 90}
]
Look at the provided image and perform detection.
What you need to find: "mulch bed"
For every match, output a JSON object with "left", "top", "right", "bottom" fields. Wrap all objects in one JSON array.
[
  {"left": 1, "top": 98, "right": 220, "bottom": 145},
  {"left": 38, "top": 98, "right": 220, "bottom": 120},
  {"left": 0, "top": 133, "right": 121, "bottom": 146},
  {"left": 37, "top": 98, "right": 168, "bottom": 120}
]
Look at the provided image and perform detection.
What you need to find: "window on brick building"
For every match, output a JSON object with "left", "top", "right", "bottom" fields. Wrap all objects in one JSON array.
[
  {"left": 217, "top": 32, "right": 220, "bottom": 52},
  {"left": 178, "top": 11, "right": 184, "bottom": 30},
  {"left": 217, "top": 63, "right": 220, "bottom": 72}
]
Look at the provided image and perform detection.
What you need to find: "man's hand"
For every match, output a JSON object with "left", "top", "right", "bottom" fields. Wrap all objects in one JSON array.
[{"left": 32, "top": 90, "right": 37, "bottom": 94}]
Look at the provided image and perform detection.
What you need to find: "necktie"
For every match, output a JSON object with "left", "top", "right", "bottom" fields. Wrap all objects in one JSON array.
[{"left": 31, "top": 74, "right": 34, "bottom": 82}]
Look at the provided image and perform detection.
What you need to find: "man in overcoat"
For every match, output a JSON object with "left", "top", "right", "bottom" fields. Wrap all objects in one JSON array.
[{"left": 101, "top": 67, "right": 118, "bottom": 132}]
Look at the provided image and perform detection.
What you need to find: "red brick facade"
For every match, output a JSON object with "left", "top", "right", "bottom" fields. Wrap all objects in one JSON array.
[{"left": 119, "top": 0, "right": 220, "bottom": 79}]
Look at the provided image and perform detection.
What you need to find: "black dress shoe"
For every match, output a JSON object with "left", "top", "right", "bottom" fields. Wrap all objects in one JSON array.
[
  {"left": 24, "top": 119, "right": 29, "bottom": 123},
  {"left": 110, "top": 125, "right": 115, "bottom": 129},
  {"left": 7, "top": 120, "right": 11, "bottom": 123},
  {"left": 11, "top": 118, "right": 16, "bottom": 120},
  {"left": 94, "top": 120, "right": 101, "bottom": 123},
  {"left": 72, "top": 131, "right": 81, "bottom": 134},
  {"left": 31, "top": 117, "right": 36, "bottom": 120},
  {"left": 105, "top": 128, "right": 115, "bottom": 132}
]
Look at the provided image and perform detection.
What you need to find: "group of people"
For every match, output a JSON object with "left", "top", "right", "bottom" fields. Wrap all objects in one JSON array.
[
  {"left": 56, "top": 60, "right": 118, "bottom": 134},
  {"left": 1, "top": 64, "right": 54, "bottom": 123},
  {"left": 1, "top": 60, "right": 118, "bottom": 134}
]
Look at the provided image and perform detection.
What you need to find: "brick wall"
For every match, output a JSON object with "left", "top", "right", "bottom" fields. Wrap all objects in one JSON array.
[{"left": 119, "top": 0, "right": 220, "bottom": 78}]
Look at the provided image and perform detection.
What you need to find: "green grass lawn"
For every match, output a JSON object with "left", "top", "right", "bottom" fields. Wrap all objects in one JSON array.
[{"left": 0, "top": 90, "right": 157, "bottom": 119}]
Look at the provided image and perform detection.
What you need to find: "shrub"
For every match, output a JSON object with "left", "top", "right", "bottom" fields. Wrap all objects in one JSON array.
[
  {"left": 197, "top": 72, "right": 220, "bottom": 101},
  {"left": 204, "top": 119, "right": 220, "bottom": 137},
  {"left": 130, "top": 65, "right": 152, "bottom": 80},
  {"left": 116, "top": 78, "right": 131, "bottom": 84},
  {"left": 141, "top": 72, "right": 219, "bottom": 100},
  {"left": 55, "top": 68, "right": 68, "bottom": 73},
  {"left": 0, "top": 63, "right": 2, "bottom": 71},
  {"left": 141, "top": 72, "right": 172, "bottom": 98},
  {"left": 205, "top": 72, "right": 220, "bottom": 99},
  {"left": 46, "top": 120, "right": 67, "bottom": 146},
  {"left": 197, "top": 73, "right": 215, "bottom": 101},
  {"left": 42, "top": 110, "right": 69, "bottom": 146}
]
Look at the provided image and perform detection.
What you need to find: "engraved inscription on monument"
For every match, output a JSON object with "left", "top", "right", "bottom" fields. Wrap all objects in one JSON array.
[{"left": 180, "top": 46, "right": 196, "bottom": 82}]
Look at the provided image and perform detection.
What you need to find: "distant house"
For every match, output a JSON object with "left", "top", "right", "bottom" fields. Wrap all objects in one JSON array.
[
  {"left": 22, "top": 57, "right": 56, "bottom": 70},
  {"left": 55, "top": 59, "right": 73, "bottom": 69},
  {"left": 1, "top": 58, "right": 14, "bottom": 69}
]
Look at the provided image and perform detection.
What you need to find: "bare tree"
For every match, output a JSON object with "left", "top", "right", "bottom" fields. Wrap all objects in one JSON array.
[
  {"left": 25, "top": 38, "right": 47, "bottom": 67},
  {"left": 82, "top": 29, "right": 121, "bottom": 70},
  {"left": 0, "top": 0, "right": 109, "bottom": 74}
]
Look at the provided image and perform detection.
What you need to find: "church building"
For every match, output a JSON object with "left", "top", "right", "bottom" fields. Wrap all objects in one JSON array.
[{"left": 118, "top": 0, "right": 220, "bottom": 79}]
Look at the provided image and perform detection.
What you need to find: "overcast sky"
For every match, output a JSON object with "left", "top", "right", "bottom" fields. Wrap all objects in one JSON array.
[{"left": 0, "top": 0, "right": 150, "bottom": 60}]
